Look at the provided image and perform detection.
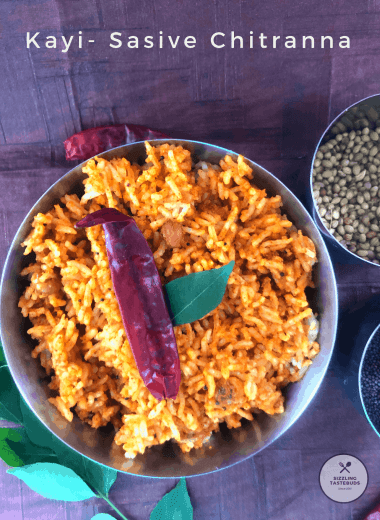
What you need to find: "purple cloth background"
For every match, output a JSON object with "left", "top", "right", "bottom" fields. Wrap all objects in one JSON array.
[{"left": 1, "top": 0, "right": 380, "bottom": 518}]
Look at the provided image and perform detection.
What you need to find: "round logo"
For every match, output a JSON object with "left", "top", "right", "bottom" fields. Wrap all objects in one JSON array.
[{"left": 319, "top": 454, "right": 368, "bottom": 503}]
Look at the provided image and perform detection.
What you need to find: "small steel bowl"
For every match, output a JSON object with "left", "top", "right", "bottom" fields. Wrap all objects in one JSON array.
[
  {"left": 0, "top": 139, "right": 338, "bottom": 477},
  {"left": 309, "top": 94, "right": 380, "bottom": 266},
  {"left": 359, "top": 322, "right": 380, "bottom": 437}
]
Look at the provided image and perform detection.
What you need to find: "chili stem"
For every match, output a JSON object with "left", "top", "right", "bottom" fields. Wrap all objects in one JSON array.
[{"left": 96, "top": 491, "right": 129, "bottom": 520}]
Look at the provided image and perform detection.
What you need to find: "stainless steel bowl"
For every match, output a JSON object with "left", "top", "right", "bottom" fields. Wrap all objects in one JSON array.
[
  {"left": 359, "top": 322, "right": 380, "bottom": 437},
  {"left": 0, "top": 139, "right": 338, "bottom": 477},
  {"left": 309, "top": 94, "right": 380, "bottom": 266}
]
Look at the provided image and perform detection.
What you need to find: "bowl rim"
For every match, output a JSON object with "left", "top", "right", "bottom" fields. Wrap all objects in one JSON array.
[
  {"left": 309, "top": 92, "right": 380, "bottom": 267},
  {"left": 0, "top": 138, "right": 339, "bottom": 477},
  {"left": 358, "top": 321, "right": 380, "bottom": 437}
]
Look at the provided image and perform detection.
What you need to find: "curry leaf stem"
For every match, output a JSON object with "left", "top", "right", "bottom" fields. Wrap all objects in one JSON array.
[{"left": 96, "top": 491, "right": 129, "bottom": 520}]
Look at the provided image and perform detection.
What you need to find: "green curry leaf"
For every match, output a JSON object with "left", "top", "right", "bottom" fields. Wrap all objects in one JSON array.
[
  {"left": 150, "top": 479, "right": 193, "bottom": 520},
  {"left": 8, "top": 462, "right": 96, "bottom": 501},
  {"left": 0, "top": 427, "right": 57, "bottom": 467},
  {"left": 164, "top": 261, "right": 235, "bottom": 326},
  {"left": 0, "top": 428, "right": 24, "bottom": 467},
  {"left": 19, "top": 398, "right": 56, "bottom": 448},
  {"left": 0, "top": 339, "right": 6, "bottom": 367},
  {"left": 0, "top": 366, "right": 23, "bottom": 423},
  {"left": 0, "top": 439, "right": 24, "bottom": 467},
  {"left": 52, "top": 442, "right": 118, "bottom": 498}
]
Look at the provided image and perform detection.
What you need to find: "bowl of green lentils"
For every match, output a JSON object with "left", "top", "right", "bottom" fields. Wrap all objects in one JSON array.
[{"left": 311, "top": 94, "right": 380, "bottom": 265}]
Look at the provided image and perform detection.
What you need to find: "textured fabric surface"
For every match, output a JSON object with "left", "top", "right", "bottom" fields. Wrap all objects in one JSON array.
[{"left": 1, "top": 0, "right": 380, "bottom": 518}]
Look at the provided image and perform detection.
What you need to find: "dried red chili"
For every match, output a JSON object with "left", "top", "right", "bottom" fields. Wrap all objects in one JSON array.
[
  {"left": 64, "top": 124, "right": 169, "bottom": 161},
  {"left": 363, "top": 505, "right": 380, "bottom": 519},
  {"left": 75, "top": 208, "right": 180, "bottom": 401}
]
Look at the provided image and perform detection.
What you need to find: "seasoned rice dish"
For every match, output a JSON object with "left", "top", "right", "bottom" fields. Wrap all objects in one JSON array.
[{"left": 19, "top": 142, "right": 319, "bottom": 458}]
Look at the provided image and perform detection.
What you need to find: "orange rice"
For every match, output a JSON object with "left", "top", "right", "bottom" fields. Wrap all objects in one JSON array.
[{"left": 19, "top": 142, "right": 319, "bottom": 457}]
